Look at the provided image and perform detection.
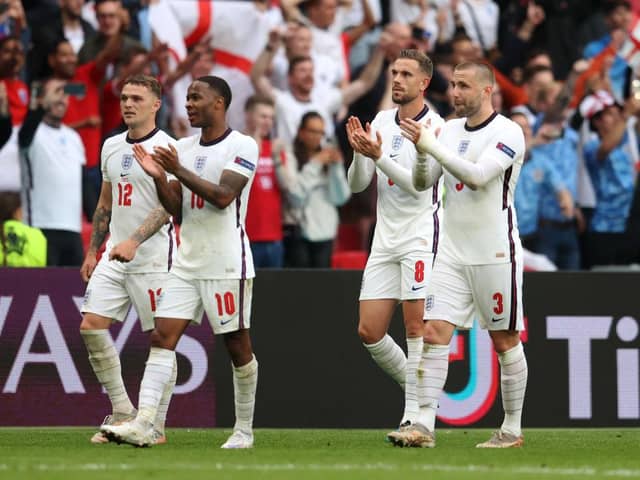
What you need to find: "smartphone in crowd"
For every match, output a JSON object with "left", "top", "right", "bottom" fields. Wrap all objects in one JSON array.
[{"left": 63, "top": 83, "right": 86, "bottom": 97}]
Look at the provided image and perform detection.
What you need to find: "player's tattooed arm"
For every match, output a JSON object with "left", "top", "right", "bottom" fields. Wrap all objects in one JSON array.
[
  {"left": 109, "top": 206, "right": 171, "bottom": 263},
  {"left": 80, "top": 181, "right": 112, "bottom": 281},
  {"left": 131, "top": 207, "right": 170, "bottom": 245},
  {"left": 88, "top": 183, "right": 113, "bottom": 254}
]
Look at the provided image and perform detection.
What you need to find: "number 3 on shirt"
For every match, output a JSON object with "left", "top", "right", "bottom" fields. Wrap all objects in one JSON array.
[{"left": 117, "top": 182, "right": 133, "bottom": 206}]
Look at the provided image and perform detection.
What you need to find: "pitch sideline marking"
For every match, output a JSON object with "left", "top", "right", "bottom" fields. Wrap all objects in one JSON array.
[{"left": 0, "top": 463, "right": 639, "bottom": 477}]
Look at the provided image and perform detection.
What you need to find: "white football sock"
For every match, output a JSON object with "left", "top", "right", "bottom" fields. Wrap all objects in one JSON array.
[
  {"left": 364, "top": 334, "right": 406, "bottom": 389},
  {"left": 416, "top": 343, "right": 450, "bottom": 432},
  {"left": 232, "top": 355, "right": 258, "bottom": 434},
  {"left": 153, "top": 356, "right": 177, "bottom": 434},
  {"left": 81, "top": 329, "right": 134, "bottom": 415},
  {"left": 401, "top": 337, "right": 423, "bottom": 424},
  {"left": 137, "top": 347, "right": 176, "bottom": 426},
  {"left": 499, "top": 342, "right": 528, "bottom": 437}
]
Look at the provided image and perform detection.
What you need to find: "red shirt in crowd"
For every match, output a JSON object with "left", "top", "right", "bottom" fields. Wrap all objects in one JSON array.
[
  {"left": 245, "top": 138, "right": 283, "bottom": 242},
  {"left": 101, "top": 79, "right": 123, "bottom": 137},
  {"left": 3, "top": 78, "right": 28, "bottom": 125},
  {"left": 63, "top": 61, "right": 103, "bottom": 168}
]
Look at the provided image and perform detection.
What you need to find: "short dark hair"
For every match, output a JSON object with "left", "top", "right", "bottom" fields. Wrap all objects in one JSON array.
[
  {"left": 0, "top": 192, "right": 20, "bottom": 224},
  {"left": 288, "top": 55, "right": 312, "bottom": 76},
  {"left": 196, "top": 75, "right": 232, "bottom": 110},
  {"left": 522, "top": 64, "right": 553, "bottom": 84},
  {"left": 603, "top": 0, "right": 631, "bottom": 15},
  {"left": 398, "top": 49, "right": 433, "bottom": 76},
  {"left": 49, "top": 37, "right": 71, "bottom": 57},
  {"left": 299, "top": 111, "right": 323, "bottom": 130},
  {"left": 123, "top": 74, "right": 162, "bottom": 99},
  {"left": 245, "top": 94, "right": 274, "bottom": 112}
]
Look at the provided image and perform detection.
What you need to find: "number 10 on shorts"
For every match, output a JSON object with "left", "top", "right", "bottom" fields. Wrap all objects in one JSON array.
[{"left": 214, "top": 291, "right": 236, "bottom": 317}]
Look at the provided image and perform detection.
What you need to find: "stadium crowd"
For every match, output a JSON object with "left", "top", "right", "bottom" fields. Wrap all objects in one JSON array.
[{"left": 1, "top": 0, "right": 640, "bottom": 270}]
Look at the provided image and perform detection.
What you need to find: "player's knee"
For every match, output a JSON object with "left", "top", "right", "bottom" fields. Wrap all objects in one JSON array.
[
  {"left": 149, "top": 328, "right": 176, "bottom": 349},
  {"left": 79, "top": 314, "right": 110, "bottom": 331},
  {"left": 423, "top": 323, "right": 443, "bottom": 345},
  {"left": 358, "top": 323, "right": 383, "bottom": 344}
]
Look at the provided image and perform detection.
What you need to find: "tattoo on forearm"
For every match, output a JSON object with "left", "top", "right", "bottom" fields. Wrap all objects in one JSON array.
[
  {"left": 89, "top": 206, "right": 111, "bottom": 252},
  {"left": 131, "top": 207, "right": 170, "bottom": 244}
]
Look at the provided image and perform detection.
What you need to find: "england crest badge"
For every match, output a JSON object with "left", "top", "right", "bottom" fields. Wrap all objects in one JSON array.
[
  {"left": 392, "top": 135, "right": 404, "bottom": 151},
  {"left": 194, "top": 156, "right": 207, "bottom": 173},
  {"left": 458, "top": 140, "right": 470, "bottom": 155},
  {"left": 121, "top": 154, "right": 134, "bottom": 171}
]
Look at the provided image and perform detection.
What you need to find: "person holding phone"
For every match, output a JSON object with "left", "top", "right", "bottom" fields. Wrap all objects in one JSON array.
[
  {"left": 48, "top": 35, "right": 121, "bottom": 219},
  {"left": 18, "top": 78, "right": 85, "bottom": 266}
]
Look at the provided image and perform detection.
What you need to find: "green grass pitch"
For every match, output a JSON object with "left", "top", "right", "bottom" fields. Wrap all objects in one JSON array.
[{"left": 1, "top": 428, "right": 638, "bottom": 480}]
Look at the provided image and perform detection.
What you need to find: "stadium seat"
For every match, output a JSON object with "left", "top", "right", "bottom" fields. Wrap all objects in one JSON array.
[
  {"left": 334, "top": 223, "right": 362, "bottom": 252},
  {"left": 331, "top": 250, "right": 368, "bottom": 269}
]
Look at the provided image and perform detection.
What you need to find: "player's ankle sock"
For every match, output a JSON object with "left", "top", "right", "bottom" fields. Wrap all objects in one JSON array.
[
  {"left": 364, "top": 334, "right": 406, "bottom": 389},
  {"left": 499, "top": 342, "right": 527, "bottom": 437},
  {"left": 81, "top": 329, "right": 134, "bottom": 415},
  {"left": 153, "top": 356, "right": 177, "bottom": 434},
  {"left": 416, "top": 343, "right": 450, "bottom": 431},
  {"left": 137, "top": 347, "right": 176, "bottom": 425},
  {"left": 232, "top": 355, "right": 258, "bottom": 433},
  {"left": 401, "top": 337, "right": 423, "bottom": 424}
]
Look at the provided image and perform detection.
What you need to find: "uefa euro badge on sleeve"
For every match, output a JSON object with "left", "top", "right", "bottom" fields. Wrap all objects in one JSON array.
[
  {"left": 392, "top": 135, "right": 404, "bottom": 151},
  {"left": 194, "top": 156, "right": 207, "bottom": 174}
]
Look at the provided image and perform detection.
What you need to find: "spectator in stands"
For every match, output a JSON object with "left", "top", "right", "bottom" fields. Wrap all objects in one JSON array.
[
  {"left": 583, "top": 0, "right": 633, "bottom": 102},
  {"left": 0, "top": 35, "right": 27, "bottom": 193},
  {"left": 278, "top": 111, "right": 350, "bottom": 268},
  {"left": 251, "top": 29, "right": 388, "bottom": 145},
  {"left": 534, "top": 118, "right": 582, "bottom": 270},
  {"left": 512, "top": 112, "right": 573, "bottom": 253},
  {"left": 244, "top": 94, "right": 286, "bottom": 268},
  {"left": 78, "top": 0, "right": 144, "bottom": 69},
  {"left": 580, "top": 90, "right": 640, "bottom": 266},
  {"left": 270, "top": 23, "right": 345, "bottom": 95},
  {"left": 0, "top": 0, "right": 26, "bottom": 39},
  {"left": 19, "top": 78, "right": 85, "bottom": 266},
  {"left": 48, "top": 36, "right": 120, "bottom": 218},
  {"left": 27, "top": 0, "right": 96, "bottom": 82},
  {"left": 511, "top": 65, "right": 555, "bottom": 132},
  {"left": 0, "top": 191, "right": 46, "bottom": 267}
]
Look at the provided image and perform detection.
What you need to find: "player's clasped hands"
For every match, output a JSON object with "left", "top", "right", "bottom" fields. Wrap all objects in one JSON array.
[
  {"left": 133, "top": 143, "right": 181, "bottom": 177},
  {"left": 346, "top": 115, "right": 382, "bottom": 160},
  {"left": 132, "top": 143, "right": 164, "bottom": 179},
  {"left": 399, "top": 118, "right": 437, "bottom": 155}
]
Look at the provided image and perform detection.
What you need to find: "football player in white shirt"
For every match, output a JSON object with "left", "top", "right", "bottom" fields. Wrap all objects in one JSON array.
[
  {"left": 346, "top": 49, "right": 444, "bottom": 439},
  {"left": 396, "top": 61, "right": 528, "bottom": 448},
  {"left": 103, "top": 76, "right": 260, "bottom": 449},
  {"left": 79, "top": 75, "right": 177, "bottom": 445}
]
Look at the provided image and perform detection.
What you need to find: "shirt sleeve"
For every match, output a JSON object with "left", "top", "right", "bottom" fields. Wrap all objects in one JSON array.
[{"left": 224, "top": 136, "right": 259, "bottom": 179}]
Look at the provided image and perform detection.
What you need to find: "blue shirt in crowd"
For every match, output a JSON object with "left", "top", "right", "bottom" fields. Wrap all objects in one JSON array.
[
  {"left": 584, "top": 35, "right": 629, "bottom": 102},
  {"left": 515, "top": 149, "right": 565, "bottom": 236},
  {"left": 537, "top": 128, "right": 579, "bottom": 222},
  {"left": 583, "top": 128, "right": 636, "bottom": 233}
]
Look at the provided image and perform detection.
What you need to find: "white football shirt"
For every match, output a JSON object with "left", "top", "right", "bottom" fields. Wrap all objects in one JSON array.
[
  {"left": 171, "top": 129, "right": 258, "bottom": 280},
  {"left": 101, "top": 128, "right": 177, "bottom": 273},
  {"left": 370, "top": 106, "right": 445, "bottom": 255},
  {"left": 437, "top": 112, "right": 524, "bottom": 265}
]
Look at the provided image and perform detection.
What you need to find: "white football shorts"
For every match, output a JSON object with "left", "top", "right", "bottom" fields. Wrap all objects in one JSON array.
[
  {"left": 154, "top": 272, "right": 253, "bottom": 335},
  {"left": 359, "top": 250, "right": 434, "bottom": 301},
  {"left": 423, "top": 250, "right": 524, "bottom": 331},
  {"left": 81, "top": 260, "right": 168, "bottom": 331}
]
